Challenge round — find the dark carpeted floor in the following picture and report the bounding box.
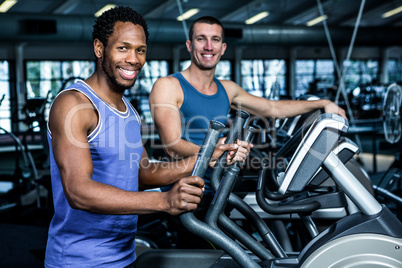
[0,205,52,268]
[0,223,48,268]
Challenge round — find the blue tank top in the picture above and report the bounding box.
[171,72,230,194]
[45,80,143,268]
[173,72,230,146]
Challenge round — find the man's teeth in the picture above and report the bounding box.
[203,55,213,58]
[119,68,135,75]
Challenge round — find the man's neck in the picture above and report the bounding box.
[183,65,217,94]
[85,73,126,111]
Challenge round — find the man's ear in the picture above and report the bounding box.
[186,40,192,53]
[221,42,227,56]
[94,39,104,59]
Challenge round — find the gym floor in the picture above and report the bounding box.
[0,140,398,267]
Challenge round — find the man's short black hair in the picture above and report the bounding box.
[188,16,224,42]
[92,6,149,48]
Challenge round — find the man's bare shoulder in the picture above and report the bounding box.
[152,75,181,90]
[157,75,178,82]
[219,79,245,101]
[49,90,96,132]
[220,79,241,89]
[150,75,183,104]
[51,90,92,111]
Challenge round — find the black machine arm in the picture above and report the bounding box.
[179,120,261,268]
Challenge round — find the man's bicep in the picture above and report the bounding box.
[149,78,180,115]
[149,82,181,142]
[152,104,182,147]
[49,95,94,194]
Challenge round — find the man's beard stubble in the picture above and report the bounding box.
[101,57,136,93]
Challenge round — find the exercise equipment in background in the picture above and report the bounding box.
[374,83,402,220]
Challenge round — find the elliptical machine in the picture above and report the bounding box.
[137,113,402,267]
[214,113,402,267]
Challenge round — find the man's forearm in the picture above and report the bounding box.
[270,99,333,119]
[139,154,197,189]
[163,138,201,159]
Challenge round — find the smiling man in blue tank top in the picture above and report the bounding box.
[44,7,244,268]
[149,16,347,195]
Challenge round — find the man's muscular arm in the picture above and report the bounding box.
[149,76,201,159]
[223,80,347,120]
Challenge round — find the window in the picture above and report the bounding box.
[180,60,232,80]
[125,60,169,124]
[241,59,286,99]
[26,61,95,99]
[25,60,95,131]
[342,59,378,91]
[0,61,10,132]
[386,59,402,84]
[295,59,335,98]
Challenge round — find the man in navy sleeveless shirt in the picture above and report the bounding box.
[44,8,243,268]
[149,16,347,193]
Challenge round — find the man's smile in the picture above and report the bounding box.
[118,67,137,79]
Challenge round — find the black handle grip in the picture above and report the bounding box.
[211,109,250,192]
[191,120,225,178]
[180,119,260,268]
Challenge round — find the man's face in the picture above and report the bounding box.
[100,21,147,92]
[187,22,227,71]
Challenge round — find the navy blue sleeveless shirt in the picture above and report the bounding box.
[173,72,230,146]
[172,72,230,193]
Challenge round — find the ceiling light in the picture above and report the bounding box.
[94,4,116,17]
[0,0,17,13]
[53,0,80,15]
[382,6,402,18]
[177,8,199,21]
[306,15,328,27]
[245,11,269,25]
